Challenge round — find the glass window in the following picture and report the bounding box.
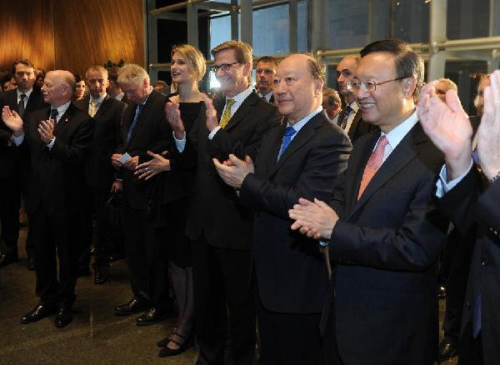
[447,0,490,39]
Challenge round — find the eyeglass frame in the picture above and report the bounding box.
[209,62,242,73]
[346,76,411,93]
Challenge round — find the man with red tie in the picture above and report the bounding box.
[289,39,449,364]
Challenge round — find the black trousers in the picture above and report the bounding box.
[458,321,484,365]
[121,204,168,309]
[256,293,323,365]
[0,174,21,258]
[79,186,113,267]
[442,227,475,341]
[192,236,255,365]
[322,303,345,365]
[31,207,79,308]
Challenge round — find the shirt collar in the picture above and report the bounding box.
[287,106,323,133]
[90,94,107,105]
[52,101,72,119]
[382,110,419,150]
[227,86,253,104]
[17,88,33,100]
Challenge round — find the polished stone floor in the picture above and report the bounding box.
[0,228,197,365]
[0,226,459,365]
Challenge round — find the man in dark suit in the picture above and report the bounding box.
[2,70,94,328]
[167,40,280,365]
[74,65,125,284]
[289,40,449,364]
[336,54,376,144]
[111,64,171,325]
[418,70,500,365]
[0,59,47,268]
[213,53,351,364]
[255,56,278,104]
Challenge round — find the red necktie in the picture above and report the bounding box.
[358,135,388,200]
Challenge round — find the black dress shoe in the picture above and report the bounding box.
[114,297,148,316]
[54,308,73,328]
[136,307,166,326]
[93,266,109,285]
[21,303,55,324]
[158,332,193,357]
[0,254,19,268]
[438,337,459,360]
[27,257,35,271]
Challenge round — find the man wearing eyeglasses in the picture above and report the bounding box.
[288,39,449,364]
[255,55,278,103]
[167,40,280,365]
[336,55,376,144]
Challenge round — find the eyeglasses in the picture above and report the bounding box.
[346,76,410,93]
[210,62,241,73]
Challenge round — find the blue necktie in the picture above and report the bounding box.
[472,293,481,338]
[127,105,143,143]
[278,126,296,160]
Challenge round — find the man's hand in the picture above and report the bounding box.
[213,154,254,188]
[38,119,55,143]
[289,198,338,240]
[124,156,139,171]
[477,70,500,181]
[111,153,123,169]
[111,180,123,193]
[1,106,24,136]
[164,101,185,139]
[203,94,219,132]
[135,151,170,180]
[418,81,472,180]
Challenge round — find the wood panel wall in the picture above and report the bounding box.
[0,0,144,77]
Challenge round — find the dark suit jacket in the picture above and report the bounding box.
[240,112,351,313]
[73,95,125,189]
[22,104,94,216]
[337,108,377,146]
[0,87,47,178]
[322,123,449,364]
[438,169,500,365]
[181,91,280,250]
[117,90,179,210]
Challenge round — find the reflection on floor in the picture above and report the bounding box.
[0,227,458,364]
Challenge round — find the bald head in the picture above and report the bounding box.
[273,54,324,124]
[42,70,76,107]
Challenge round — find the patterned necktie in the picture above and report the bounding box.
[277,126,297,160]
[89,99,99,118]
[18,94,26,116]
[219,98,236,129]
[50,108,59,123]
[340,105,353,129]
[358,135,388,200]
[127,104,143,143]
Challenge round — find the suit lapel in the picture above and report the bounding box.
[268,113,324,177]
[224,92,257,131]
[126,91,158,148]
[348,123,423,219]
[347,111,362,140]
[259,123,286,179]
[94,95,111,119]
[54,104,75,136]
